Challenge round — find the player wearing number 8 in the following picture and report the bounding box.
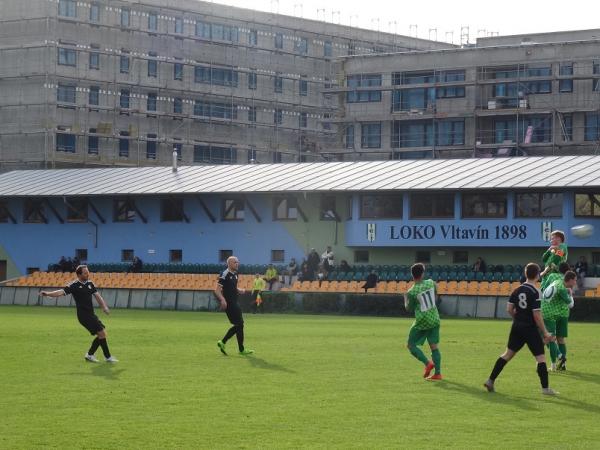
[483,263,558,395]
[405,263,442,381]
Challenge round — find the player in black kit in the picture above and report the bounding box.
[39,265,118,363]
[484,263,556,395]
[215,256,253,356]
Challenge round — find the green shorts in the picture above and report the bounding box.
[407,325,440,347]
[544,317,568,338]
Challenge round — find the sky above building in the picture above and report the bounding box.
[210,0,599,44]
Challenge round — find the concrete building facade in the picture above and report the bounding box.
[333,30,600,159]
[0,0,451,170]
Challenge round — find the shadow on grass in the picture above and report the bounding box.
[65,363,126,380]
[242,356,296,374]
[559,370,600,386]
[433,380,537,411]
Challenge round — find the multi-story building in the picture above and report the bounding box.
[332,30,600,159]
[0,0,451,170]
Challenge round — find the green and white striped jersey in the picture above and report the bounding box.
[405,279,440,330]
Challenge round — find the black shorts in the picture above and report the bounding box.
[225,302,244,326]
[77,312,105,335]
[507,323,544,356]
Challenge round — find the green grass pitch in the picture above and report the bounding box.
[1,306,600,449]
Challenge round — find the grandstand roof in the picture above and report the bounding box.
[1,155,600,197]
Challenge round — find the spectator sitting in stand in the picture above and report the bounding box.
[129,256,143,273]
[307,248,320,279]
[361,270,379,293]
[472,257,487,273]
[575,256,588,292]
[321,246,335,272]
[339,259,352,273]
[316,263,327,287]
[284,257,298,286]
[264,264,278,290]
[298,261,313,282]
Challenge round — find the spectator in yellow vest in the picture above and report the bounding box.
[252,274,266,314]
[264,264,278,290]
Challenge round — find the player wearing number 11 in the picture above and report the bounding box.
[405,263,442,381]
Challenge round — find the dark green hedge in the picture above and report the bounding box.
[570,297,600,322]
[344,294,409,317]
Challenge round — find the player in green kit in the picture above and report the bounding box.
[540,230,568,291]
[542,270,577,371]
[405,263,442,381]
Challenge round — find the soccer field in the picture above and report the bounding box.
[1,306,600,449]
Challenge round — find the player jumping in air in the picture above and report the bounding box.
[540,230,568,291]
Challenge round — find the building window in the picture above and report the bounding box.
[119,131,129,157]
[119,89,130,108]
[594,60,600,91]
[392,88,436,112]
[193,145,237,164]
[56,132,76,153]
[121,249,134,262]
[515,193,563,218]
[195,21,210,38]
[559,63,574,93]
[75,249,88,262]
[88,86,99,106]
[248,107,256,123]
[273,197,298,220]
[146,134,157,159]
[462,193,507,218]
[345,125,355,149]
[271,250,285,263]
[354,250,369,263]
[120,53,130,73]
[161,198,185,222]
[346,74,382,103]
[222,199,245,221]
[170,98,183,115]
[272,151,282,163]
[174,63,183,81]
[274,74,283,93]
[58,0,77,17]
[299,77,308,96]
[113,199,136,222]
[120,8,130,27]
[324,40,332,57]
[392,120,433,148]
[585,113,600,141]
[520,116,552,143]
[0,201,9,223]
[219,250,233,262]
[494,119,516,143]
[295,37,308,55]
[57,84,76,104]
[89,47,100,69]
[147,93,157,112]
[148,13,157,31]
[274,33,283,49]
[574,193,600,217]
[170,249,183,263]
[249,29,258,46]
[23,200,45,223]
[194,66,238,87]
[247,147,257,163]
[299,112,307,128]
[211,23,239,42]
[193,101,237,120]
[274,109,283,125]
[436,119,465,146]
[410,193,454,218]
[88,128,99,154]
[248,70,257,89]
[66,198,88,222]
[148,53,157,77]
[415,251,431,264]
[361,123,381,148]
[561,114,573,141]
[175,17,183,34]
[58,48,76,66]
[453,251,469,264]
[89,3,100,22]
[320,196,337,221]
[360,195,402,219]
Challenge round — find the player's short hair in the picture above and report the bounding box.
[524,262,540,280]
[558,262,571,274]
[75,265,88,275]
[551,230,566,242]
[564,270,577,282]
[411,263,425,279]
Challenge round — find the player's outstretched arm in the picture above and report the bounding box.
[93,292,110,314]
[38,289,65,298]
[533,310,554,344]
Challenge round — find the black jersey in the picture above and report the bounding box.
[508,282,541,327]
[63,280,97,314]
[218,269,239,304]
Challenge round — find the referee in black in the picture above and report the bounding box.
[484,263,556,395]
[215,256,254,356]
[39,265,118,363]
